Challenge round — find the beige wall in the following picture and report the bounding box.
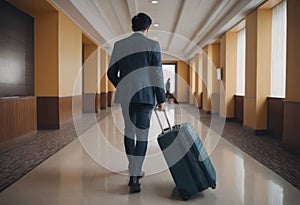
[256,9,272,129]
[202,47,208,111]
[190,69,195,104]
[100,48,108,93]
[202,46,213,112]
[34,11,59,96]
[244,9,272,130]
[177,61,190,103]
[286,0,300,102]
[282,0,300,151]
[198,53,203,94]
[83,45,99,93]
[58,12,82,97]
[34,9,83,97]
[194,54,203,106]
[220,35,226,117]
[220,32,238,118]
[82,34,99,94]
[244,10,257,128]
[211,43,220,114]
[13,1,84,98]
[194,57,199,103]
[188,56,197,105]
[107,55,115,92]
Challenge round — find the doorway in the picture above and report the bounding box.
[163,63,177,103]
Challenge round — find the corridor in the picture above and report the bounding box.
[0,105,299,204]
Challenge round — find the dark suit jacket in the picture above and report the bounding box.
[107,32,166,106]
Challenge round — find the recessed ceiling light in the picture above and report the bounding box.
[150,0,158,4]
[153,23,159,27]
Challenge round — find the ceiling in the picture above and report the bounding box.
[51,0,266,60]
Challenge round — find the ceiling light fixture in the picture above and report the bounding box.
[150,0,158,4]
[153,23,159,27]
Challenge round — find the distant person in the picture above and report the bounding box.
[165,78,171,95]
[107,13,166,193]
[165,78,178,104]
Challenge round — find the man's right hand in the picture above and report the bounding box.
[156,103,165,111]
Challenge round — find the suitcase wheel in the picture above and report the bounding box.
[178,189,191,201]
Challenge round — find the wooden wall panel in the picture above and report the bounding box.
[82,93,97,113]
[267,97,284,139]
[198,92,203,108]
[59,96,74,124]
[37,97,59,129]
[0,97,36,142]
[101,92,107,110]
[37,96,83,129]
[283,0,300,154]
[107,91,113,107]
[96,93,100,112]
[283,101,300,154]
[234,95,244,122]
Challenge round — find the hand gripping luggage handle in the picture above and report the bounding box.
[154,109,172,133]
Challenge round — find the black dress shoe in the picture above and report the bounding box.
[128,172,145,186]
[129,176,141,194]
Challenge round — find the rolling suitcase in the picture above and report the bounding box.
[155,110,216,201]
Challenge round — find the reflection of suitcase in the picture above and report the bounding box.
[155,110,216,201]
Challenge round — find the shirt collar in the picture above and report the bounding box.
[134,31,146,35]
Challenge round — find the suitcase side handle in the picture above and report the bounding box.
[154,109,172,133]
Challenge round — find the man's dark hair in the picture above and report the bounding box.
[132,13,152,32]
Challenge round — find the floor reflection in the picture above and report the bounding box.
[0,104,299,205]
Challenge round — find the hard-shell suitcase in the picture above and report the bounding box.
[155,110,216,201]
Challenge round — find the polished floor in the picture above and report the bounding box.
[0,104,299,204]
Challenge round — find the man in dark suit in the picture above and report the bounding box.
[107,13,166,193]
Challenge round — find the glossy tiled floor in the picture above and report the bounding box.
[0,104,299,205]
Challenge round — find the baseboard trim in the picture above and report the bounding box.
[243,125,268,136]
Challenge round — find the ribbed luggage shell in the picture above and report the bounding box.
[157,123,216,200]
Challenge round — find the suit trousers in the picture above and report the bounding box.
[121,103,153,176]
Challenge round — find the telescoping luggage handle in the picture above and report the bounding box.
[154,109,172,133]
